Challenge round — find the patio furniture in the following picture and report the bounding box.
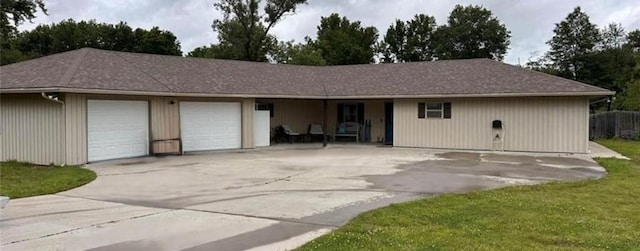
[335,122,360,142]
[279,125,301,143]
[308,124,326,142]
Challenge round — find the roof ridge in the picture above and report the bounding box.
[56,48,89,86]
[110,51,176,93]
[76,47,492,68]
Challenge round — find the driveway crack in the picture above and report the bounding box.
[2,210,173,246]
[223,169,313,190]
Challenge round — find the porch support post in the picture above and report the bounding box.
[323,99,328,147]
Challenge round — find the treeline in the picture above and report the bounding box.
[1,19,182,65]
[187,3,510,65]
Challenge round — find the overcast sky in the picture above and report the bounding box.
[19,0,640,65]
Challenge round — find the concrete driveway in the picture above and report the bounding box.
[1,145,605,251]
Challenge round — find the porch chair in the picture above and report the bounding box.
[308,124,325,142]
[281,125,301,143]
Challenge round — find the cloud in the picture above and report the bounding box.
[19,0,640,64]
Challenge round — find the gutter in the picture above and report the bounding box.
[0,88,615,100]
[589,96,613,104]
[41,92,65,105]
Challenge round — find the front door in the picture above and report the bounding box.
[385,102,393,145]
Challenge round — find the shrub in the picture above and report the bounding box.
[619,129,640,140]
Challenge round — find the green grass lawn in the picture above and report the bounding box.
[298,139,640,251]
[0,161,96,199]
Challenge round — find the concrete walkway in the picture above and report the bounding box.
[1,146,607,251]
[589,141,629,159]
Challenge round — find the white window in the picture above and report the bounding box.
[426,102,443,118]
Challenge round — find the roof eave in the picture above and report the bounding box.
[326,91,616,99]
[0,87,615,99]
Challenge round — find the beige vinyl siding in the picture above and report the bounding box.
[363,101,385,142]
[242,98,255,148]
[64,94,88,164]
[258,99,324,134]
[1,94,65,165]
[152,140,181,154]
[150,97,180,154]
[150,97,180,140]
[393,97,589,153]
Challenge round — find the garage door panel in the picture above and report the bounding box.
[88,100,149,162]
[180,102,242,152]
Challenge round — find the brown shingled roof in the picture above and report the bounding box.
[0,48,612,98]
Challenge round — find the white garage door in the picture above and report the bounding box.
[87,100,149,162]
[180,102,242,151]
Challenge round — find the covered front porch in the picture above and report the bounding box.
[255,99,393,145]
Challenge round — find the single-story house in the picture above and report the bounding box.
[0,48,613,165]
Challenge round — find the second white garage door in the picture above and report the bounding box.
[180,102,242,151]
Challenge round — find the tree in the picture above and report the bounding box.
[433,5,510,61]
[627,29,640,49]
[532,7,639,111]
[376,40,393,63]
[525,53,560,75]
[211,0,307,61]
[0,0,46,38]
[271,40,325,65]
[575,23,636,94]
[314,13,378,65]
[615,79,640,111]
[188,44,222,58]
[600,23,626,50]
[546,6,600,79]
[1,0,47,65]
[381,19,406,63]
[2,19,182,65]
[133,27,182,55]
[612,39,640,111]
[382,14,437,62]
[578,46,637,93]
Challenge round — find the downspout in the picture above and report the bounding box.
[41,92,65,105]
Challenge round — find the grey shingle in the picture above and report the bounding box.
[0,48,612,97]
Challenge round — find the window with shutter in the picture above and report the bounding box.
[418,102,451,119]
[338,103,364,123]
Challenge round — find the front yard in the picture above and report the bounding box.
[298,139,640,250]
[0,161,96,199]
